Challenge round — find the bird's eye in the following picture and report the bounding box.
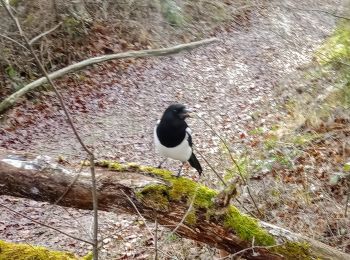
[173,109,177,112]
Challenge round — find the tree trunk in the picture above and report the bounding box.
[0,150,349,260]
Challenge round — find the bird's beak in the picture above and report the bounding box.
[182,108,193,118]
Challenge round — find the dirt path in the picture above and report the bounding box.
[0,1,343,258]
[1,3,339,169]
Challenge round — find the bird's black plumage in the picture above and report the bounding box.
[154,104,202,176]
[188,153,202,175]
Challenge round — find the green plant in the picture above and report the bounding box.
[161,0,185,26]
[5,65,18,79]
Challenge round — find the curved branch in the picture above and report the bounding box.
[0,37,218,114]
[29,22,63,45]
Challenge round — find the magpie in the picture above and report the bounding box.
[154,104,202,177]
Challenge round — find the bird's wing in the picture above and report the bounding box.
[186,127,193,147]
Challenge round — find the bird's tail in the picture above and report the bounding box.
[188,153,202,176]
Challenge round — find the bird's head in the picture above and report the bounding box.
[163,104,191,121]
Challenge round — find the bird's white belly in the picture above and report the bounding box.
[154,130,192,162]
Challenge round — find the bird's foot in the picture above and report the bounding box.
[176,164,184,177]
[157,159,167,169]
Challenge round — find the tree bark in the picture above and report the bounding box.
[0,150,349,260]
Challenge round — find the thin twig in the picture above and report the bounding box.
[194,145,255,216]
[231,243,282,257]
[0,203,93,245]
[43,158,86,223]
[154,217,158,260]
[0,33,29,50]
[29,22,63,45]
[89,153,99,259]
[42,159,92,239]
[121,190,154,237]
[161,180,201,245]
[195,114,262,217]
[345,183,350,217]
[193,145,227,186]
[2,1,99,258]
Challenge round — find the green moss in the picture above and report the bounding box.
[9,0,21,6]
[161,0,185,26]
[140,166,217,209]
[272,242,313,260]
[292,133,320,146]
[126,162,140,170]
[96,160,128,171]
[0,240,83,260]
[100,161,276,246]
[311,20,350,109]
[249,127,264,135]
[264,134,278,150]
[185,210,197,225]
[317,21,350,65]
[139,168,274,245]
[62,17,83,38]
[224,206,275,246]
[139,166,173,179]
[139,164,217,208]
[136,184,170,211]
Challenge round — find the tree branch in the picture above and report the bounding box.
[28,22,63,45]
[1,1,99,258]
[0,37,217,114]
[0,33,29,50]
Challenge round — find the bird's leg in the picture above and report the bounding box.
[177,162,185,177]
[157,158,167,168]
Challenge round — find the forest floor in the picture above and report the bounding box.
[1,0,349,259]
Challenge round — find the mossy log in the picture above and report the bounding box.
[0,150,349,260]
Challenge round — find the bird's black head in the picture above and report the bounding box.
[162,104,191,121]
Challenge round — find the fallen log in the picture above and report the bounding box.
[0,151,349,260]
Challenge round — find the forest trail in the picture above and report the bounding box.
[1,2,339,171]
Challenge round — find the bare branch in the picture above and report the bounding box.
[195,114,262,217]
[154,217,158,260]
[121,190,154,238]
[29,22,63,45]
[0,33,29,50]
[161,182,200,245]
[228,243,282,259]
[1,1,99,258]
[193,145,227,186]
[0,37,218,114]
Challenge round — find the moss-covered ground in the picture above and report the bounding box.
[0,240,91,260]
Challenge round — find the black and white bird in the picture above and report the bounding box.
[154,104,202,177]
